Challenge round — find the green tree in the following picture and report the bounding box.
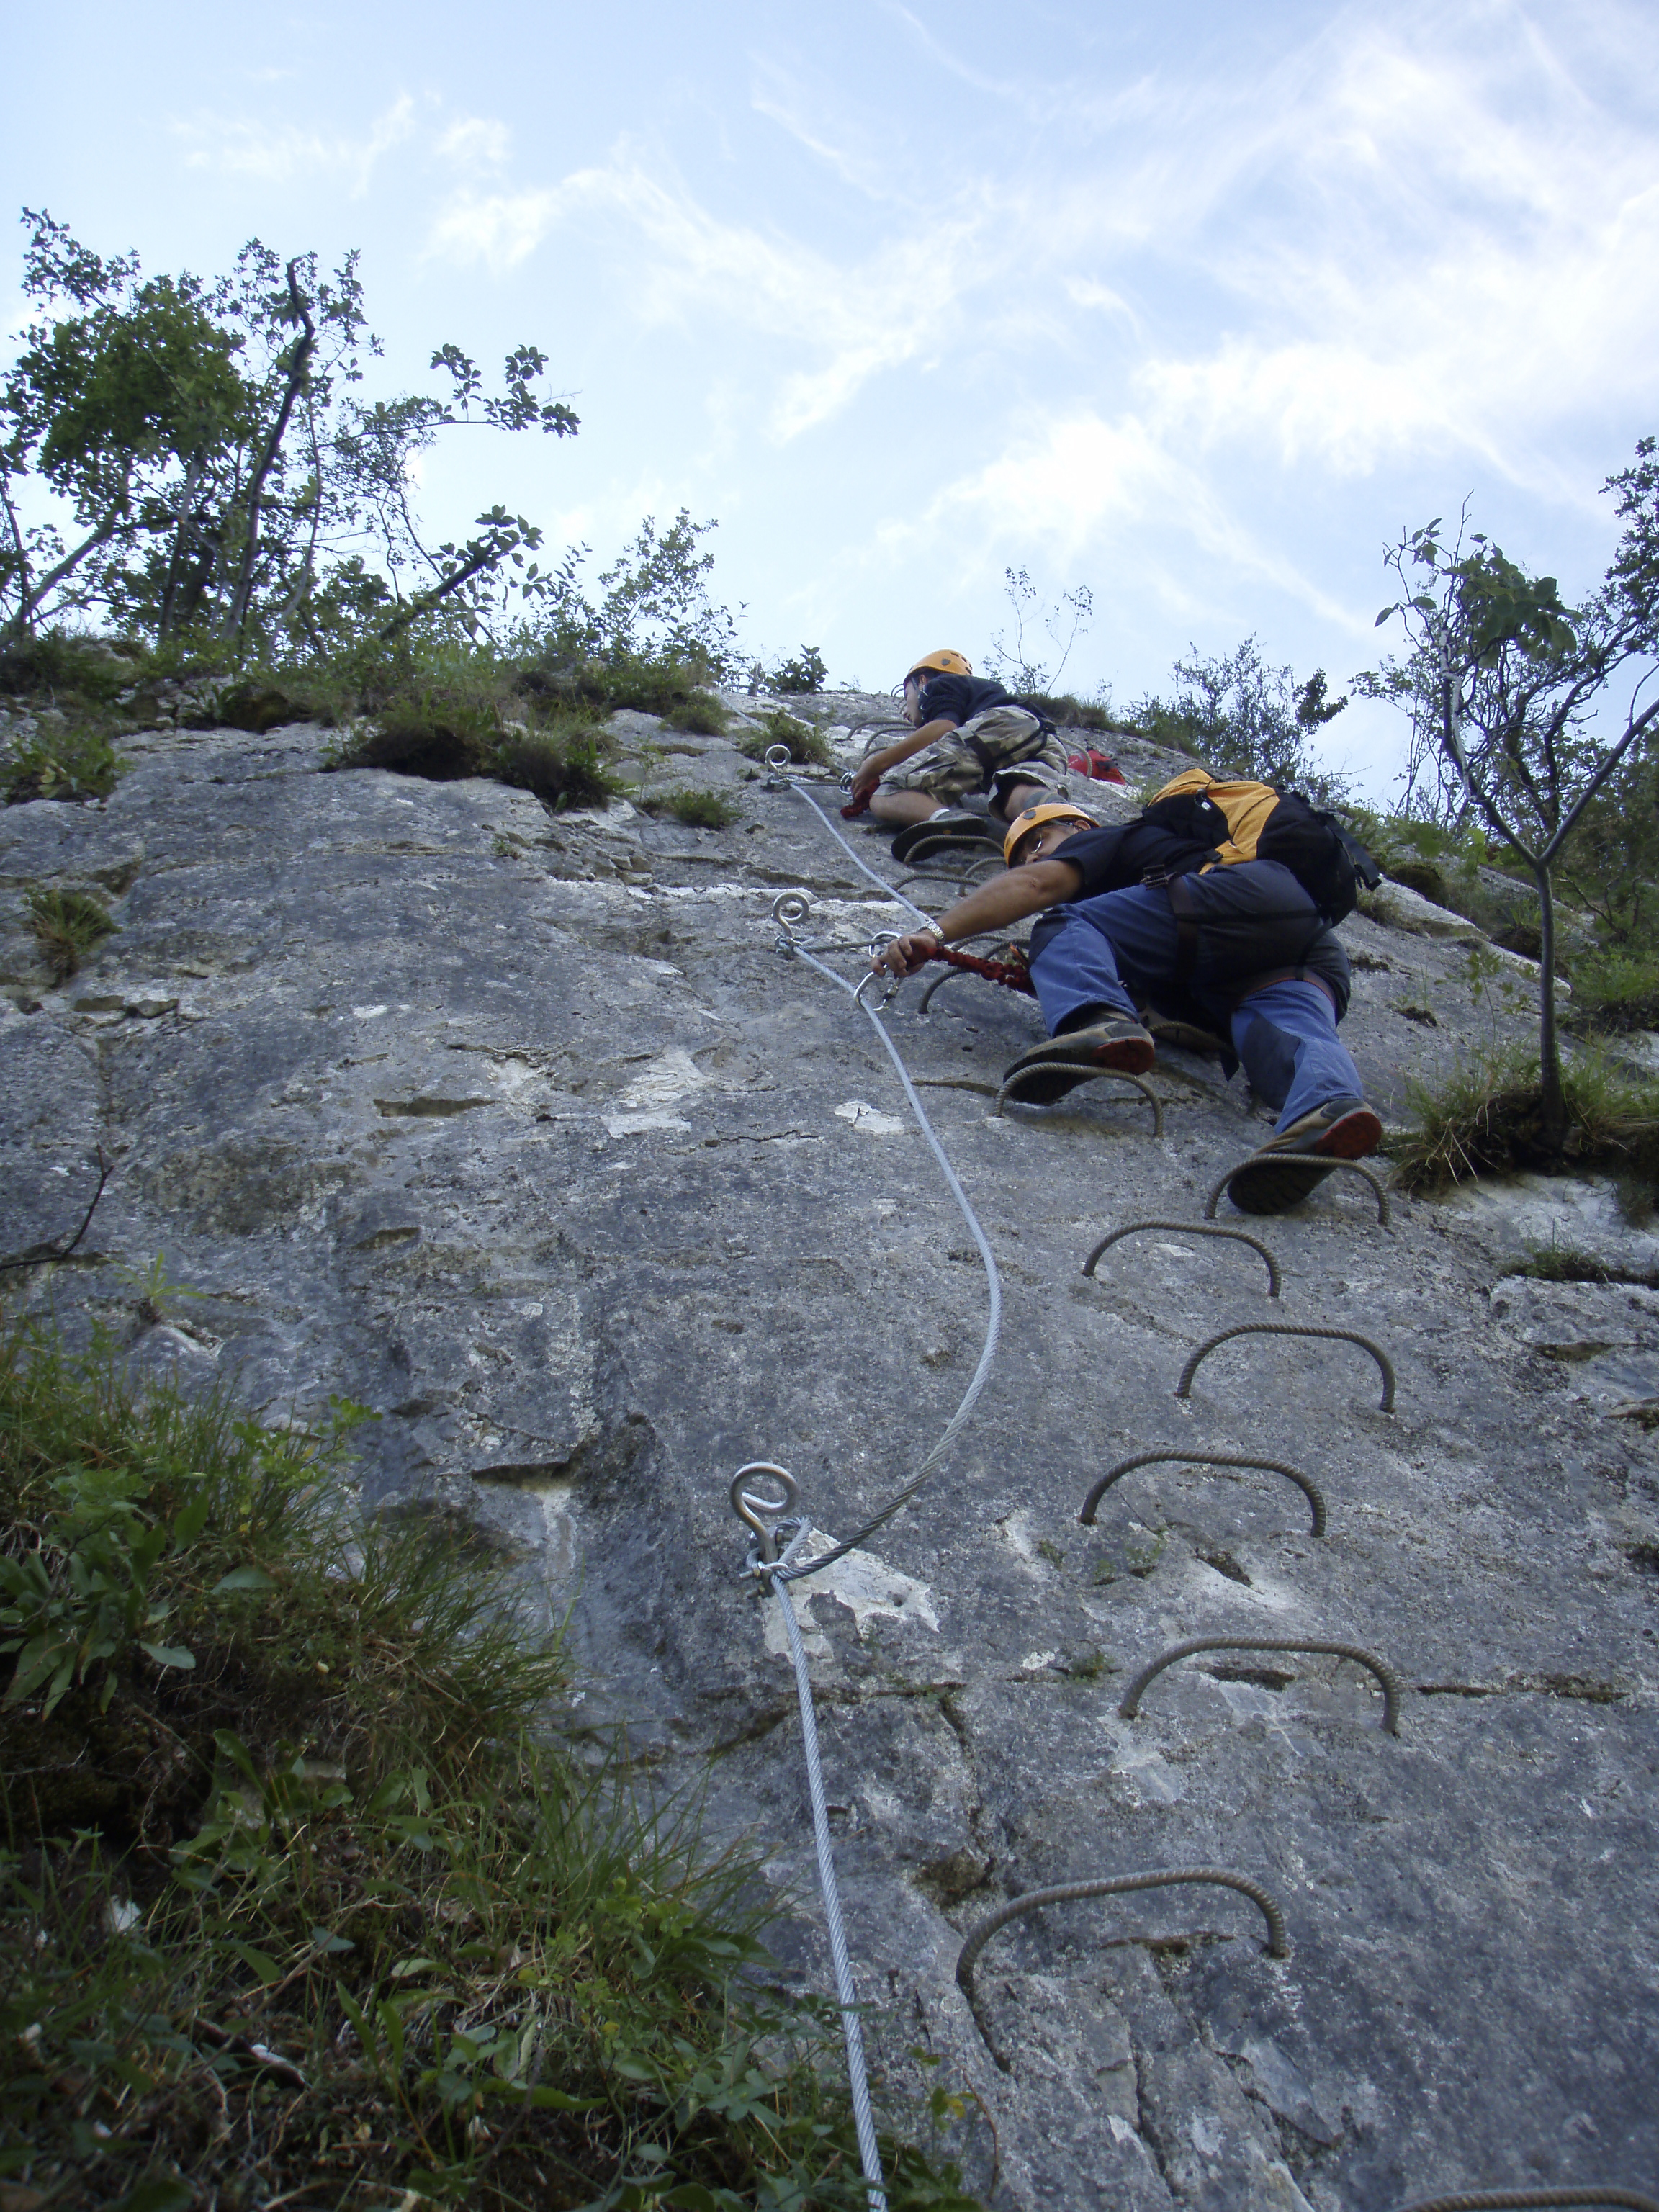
[1132,635,1349,801]
[1,210,577,655]
[1362,441,1659,1147]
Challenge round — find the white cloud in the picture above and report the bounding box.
[427,188,560,273]
[437,117,513,168]
[928,411,1367,634]
[428,146,991,433]
[174,92,418,195]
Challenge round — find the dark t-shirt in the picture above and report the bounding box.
[1047,819,1218,901]
[917,673,1020,728]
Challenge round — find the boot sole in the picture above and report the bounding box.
[1003,1034,1156,1105]
[1226,1107,1383,1214]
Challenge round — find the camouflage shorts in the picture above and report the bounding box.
[873,706,1071,814]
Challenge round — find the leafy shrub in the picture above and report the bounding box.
[0,632,141,704]
[1127,637,1349,801]
[0,1330,982,2211]
[1014,693,1121,734]
[1,716,124,804]
[738,709,834,768]
[24,884,117,980]
[1568,948,1659,1034]
[768,645,829,693]
[491,717,622,809]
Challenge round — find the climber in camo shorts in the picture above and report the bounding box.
[847,649,1073,838]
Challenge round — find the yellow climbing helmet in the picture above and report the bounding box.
[1002,801,1095,865]
[904,649,973,686]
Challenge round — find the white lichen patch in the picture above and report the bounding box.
[762,1529,940,1660]
[606,1046,707,1136]
[834,1099,908,1136]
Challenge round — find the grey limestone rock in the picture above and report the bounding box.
[1,698,1656,2209]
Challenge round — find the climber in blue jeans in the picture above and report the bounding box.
[869,789,1382,1214]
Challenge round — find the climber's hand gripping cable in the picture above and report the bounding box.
[869,853,1083,978]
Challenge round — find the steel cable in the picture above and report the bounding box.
[773,1552,889,2211]
[773,932,1002,1582]
[757,765,1004,1586]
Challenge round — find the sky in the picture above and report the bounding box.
[6,0,1659,795]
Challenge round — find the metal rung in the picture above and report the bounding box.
[1177,1323,1395,1412]
[1079,1451,1325,1536]
[995,1064,1164,1136]
[1118,1635,1403,1733]
[1082,1220,1281,1298]
[956,1868,1289,2008]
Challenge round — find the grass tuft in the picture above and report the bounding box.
[0,1329,982,2211]
[662,692,728,737]
[737,710,835,768]
[1394,1040,1659,1192]
[645,788,742,830]
[1516,1233,1659,1288]
[1568,948,1659,1035]
[2,719,125,804]
[24,885,118,981]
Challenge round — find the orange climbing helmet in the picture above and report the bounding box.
[1002,801,1095,865]
[904,649,973,687]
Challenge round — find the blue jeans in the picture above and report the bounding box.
[1026,879,1364,1134]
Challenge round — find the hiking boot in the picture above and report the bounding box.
[1001,1019,1156,1105]
[890,814,996,862]
[1226,1098,1383,1215]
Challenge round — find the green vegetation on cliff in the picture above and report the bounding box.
[0,1329,979,2211]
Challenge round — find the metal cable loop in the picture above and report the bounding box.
[1118,1636,1403,1734]
[755,817,1004,1588]
[994,1064,1165,1135]
[1177,1322,1396,1412]
[1205,1153,1393,1225]
[774,774,935,927]
[1079,1452,1326,1536]
[1390,2192,1659,2212]
[1082,1220,1281,1298]
[956,1869,1289,2003]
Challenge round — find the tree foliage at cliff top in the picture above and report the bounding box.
[0,209,576,656]
[1360,438,1659,1148]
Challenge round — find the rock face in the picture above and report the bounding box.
[3,701,1658,2211]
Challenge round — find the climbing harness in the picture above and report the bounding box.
[1082,1220,1282,1298]
[1177,1322,1397,1413]
[1079,1451,1326,1537]
[1118,1636,1403,1735]
[1205,1150,1393,1225]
